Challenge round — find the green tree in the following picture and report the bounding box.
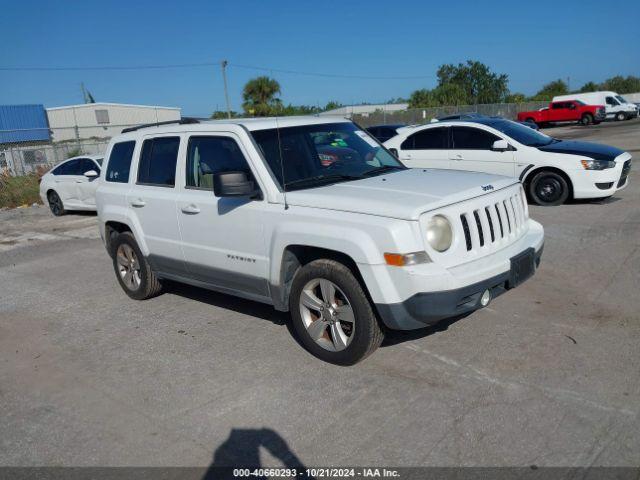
[323,101,343,111]
[242,76,282,116]
[578,81,600,93]
[530,79,569,101]
[210,110,239,119]
[600,75,640,94]
[505,92,526,103]
[436,60,509,104]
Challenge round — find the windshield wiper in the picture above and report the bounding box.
[284,173,362,190]
[361,165,405,177]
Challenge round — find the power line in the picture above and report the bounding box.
[229,63,435,80]
[0,62,218,71]
[0,60,435,80]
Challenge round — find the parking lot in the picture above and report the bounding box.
[1,120,639,468]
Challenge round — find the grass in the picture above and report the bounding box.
[0,172,43,209]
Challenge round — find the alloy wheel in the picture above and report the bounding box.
[299,278,355,352]
[116,244,141,291]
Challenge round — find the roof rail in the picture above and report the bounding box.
[121,118,200,134]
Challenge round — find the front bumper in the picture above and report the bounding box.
[570,154,632,198]
[376,246,543,330]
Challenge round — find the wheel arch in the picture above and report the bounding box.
[522,166,574,201]
[104,220,133,257]
[273,245,371,312]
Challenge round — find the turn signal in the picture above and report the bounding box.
[384,251,430,267]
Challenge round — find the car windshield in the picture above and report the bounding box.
[95,158,103,166]
[574,99,586,105]
[615,95,628,104]
[487,120,555,147]
[251,122,405,191]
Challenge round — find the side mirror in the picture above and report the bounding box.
[84,170,99,178]
[491,139,509,152]
[213,171,257,197]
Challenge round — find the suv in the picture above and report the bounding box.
[96,117,544,365]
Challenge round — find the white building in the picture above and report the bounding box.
[46,102,181,142]
[320,103,409,117]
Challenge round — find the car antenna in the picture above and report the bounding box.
[275,115,289,210]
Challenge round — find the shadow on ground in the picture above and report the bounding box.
[202,428,314,480]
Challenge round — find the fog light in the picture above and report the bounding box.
[480,289,491,307]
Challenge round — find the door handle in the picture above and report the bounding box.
[130,199,146,208]
[181,204,201,215]
[76,179,85,183]
[453,154,463,160]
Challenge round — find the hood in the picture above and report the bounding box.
[284,169,517,220]
[537,140,625,161]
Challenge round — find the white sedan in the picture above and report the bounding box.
[383,118,632,206]
[40,155,103,215]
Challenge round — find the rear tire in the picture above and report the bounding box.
[111,232,162,300]
[529,171,570,206]
[580,113,593,126]
[47,191,65,216]
[289,259,384,365]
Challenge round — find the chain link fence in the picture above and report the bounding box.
[351,101,549,127]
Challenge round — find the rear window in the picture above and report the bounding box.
[137,137,180,187]
[106,141,136,183]
[401,128,448,150]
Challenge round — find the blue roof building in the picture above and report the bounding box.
[0,104,51,144]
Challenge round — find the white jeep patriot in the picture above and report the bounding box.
[96,116,544,365]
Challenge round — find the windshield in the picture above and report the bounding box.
[95,158,103,166]
[251,122,405,191]
[615,95,628,104]
[488,120,555,147]
[574,99,586,106]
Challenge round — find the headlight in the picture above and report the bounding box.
[581,159,615,170]
[426,215,453,252]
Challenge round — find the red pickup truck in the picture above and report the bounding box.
[517,100,606,127]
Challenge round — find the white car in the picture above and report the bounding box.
[384,118,632,206]
[96,117,543,364]
[39,155,103,216]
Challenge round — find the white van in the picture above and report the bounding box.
[553,91,637,121]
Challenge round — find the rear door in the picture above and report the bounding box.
[397,127,450,169]
[126,134,187,276]
[449,126,514,177]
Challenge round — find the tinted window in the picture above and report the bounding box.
[551,102,566,109]
[79,158,100,174]
[606,96,618,106]
[401,128,448,150]
[452,127,499,150]
[186,136,251,189]
[60,159,83,175]
[137,137,180,187]
[52,161,74,175]
[106,141,135,183]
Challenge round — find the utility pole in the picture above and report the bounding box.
[221,60,231,119]
[567,76,571,92]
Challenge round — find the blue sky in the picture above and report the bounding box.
[1,0,638,116]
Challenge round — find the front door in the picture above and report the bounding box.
[54,158,83,206]
[397,126,450,170]
[449,126,515,177]
[176,133,269,299]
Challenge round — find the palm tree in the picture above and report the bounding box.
[242,76,282,116]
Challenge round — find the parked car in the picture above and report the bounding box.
[517,100,606,127]
[433,113,539,130]
[384,118,632,206]
[365,124,406,143]
[96,117,544,364]
[553,91,638,121]
[39,155,103,216]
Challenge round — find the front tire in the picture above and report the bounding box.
[47,191,65,216]
[616,112,626,121]
[289,259,384,365]
[111,232,162,300]
[529,171,570,206]
[580,113,593,126]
